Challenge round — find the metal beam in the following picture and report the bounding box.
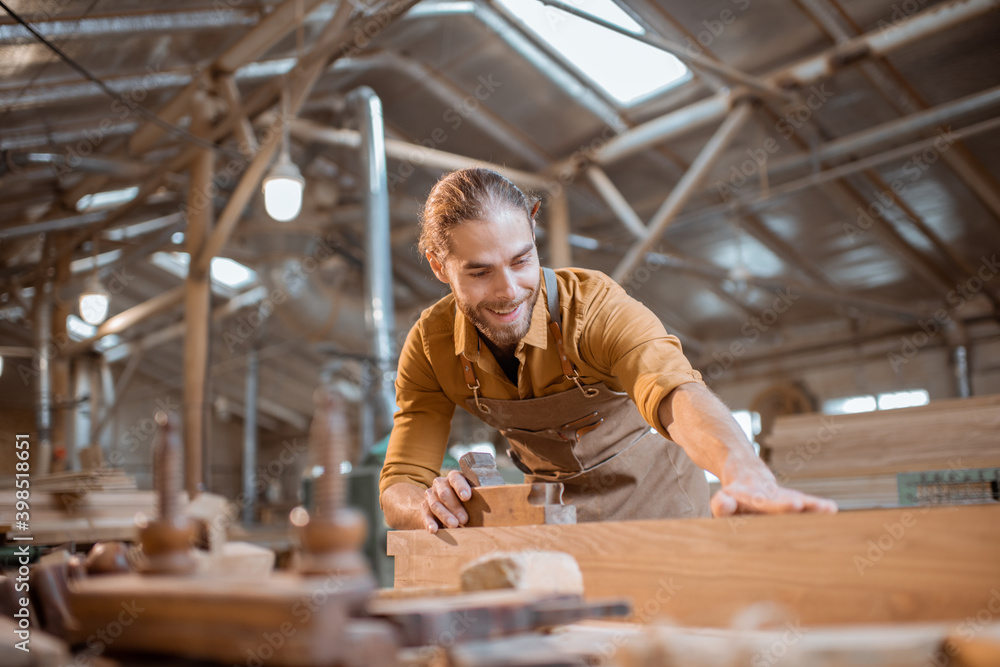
[612,103,754,283]
[584,166,648,239]
[591,0,999,166]
[766,84,1000,179]
[290,118,549,189]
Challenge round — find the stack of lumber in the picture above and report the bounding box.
[762,394,1000,509]
[388,505,1000,628]
[0,470,157,545]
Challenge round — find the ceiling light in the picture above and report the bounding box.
[78,275,110,325]
[263,153,305,222]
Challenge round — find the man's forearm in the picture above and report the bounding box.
[656,382,771,485]
[381,482,428,530]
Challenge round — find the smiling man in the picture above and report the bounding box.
[379,168,836,532]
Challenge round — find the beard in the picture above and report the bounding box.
[460,277,540,351]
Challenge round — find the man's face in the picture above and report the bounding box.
[427,207,540,352]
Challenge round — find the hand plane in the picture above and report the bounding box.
[458,452,576,527]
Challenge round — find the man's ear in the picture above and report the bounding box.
[426,252,450,284]
[530,200,541,221]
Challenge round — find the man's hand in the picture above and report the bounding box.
[711,469,838,517]
[422,470,473,533]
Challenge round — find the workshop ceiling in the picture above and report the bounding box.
[1,0,999,427]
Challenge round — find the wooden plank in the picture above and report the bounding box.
[764,395,1000,479]
[67,573,373,665]
[783,474,901,510]
[388,505,1000,628]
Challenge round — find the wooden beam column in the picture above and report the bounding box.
[183,95,215,497]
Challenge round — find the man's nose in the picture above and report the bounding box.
[494,269,518,300]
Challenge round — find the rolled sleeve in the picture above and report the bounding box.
[580,281,704,440]
[379,323,456,501]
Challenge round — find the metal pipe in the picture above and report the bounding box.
[350,86,397,446]
[34,278,53,474]
[954,345,971,398]
[242,348,259,525]
[612,103,754,284]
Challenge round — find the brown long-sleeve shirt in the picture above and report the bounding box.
[379,267,704,498]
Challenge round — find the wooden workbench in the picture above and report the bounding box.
[388,505,1000,627]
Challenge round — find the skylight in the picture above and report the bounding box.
[151,252,258,290]
[495,0,690,105]
[75,186,140,212]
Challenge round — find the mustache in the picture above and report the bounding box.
[481,289,533,312]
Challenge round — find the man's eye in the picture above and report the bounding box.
[471,271,488,278]
[514,257,531,266]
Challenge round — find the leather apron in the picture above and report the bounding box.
[460,268,711,522]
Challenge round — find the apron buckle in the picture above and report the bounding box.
[568,371,600,398]
[466,378,491,414]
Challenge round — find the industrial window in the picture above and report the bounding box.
[823,389,929,415]
[495,0,690,105]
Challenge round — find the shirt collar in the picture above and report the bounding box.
[453,268,551,359]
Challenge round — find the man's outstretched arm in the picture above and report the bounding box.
[658,382,837,516]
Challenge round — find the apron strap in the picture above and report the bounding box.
[543,268,599,399]
[543,267,560,328]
